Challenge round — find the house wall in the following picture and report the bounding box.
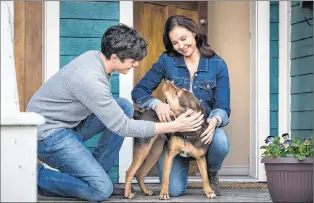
[290,2,313,138]
[270,1,279,137]
[59,1,120,183]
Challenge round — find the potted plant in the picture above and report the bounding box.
[260,133,313,203]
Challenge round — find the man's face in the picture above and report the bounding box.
[114,57,139,74]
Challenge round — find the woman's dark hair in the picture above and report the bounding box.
[163,15,216,58]
[101,23,148,62]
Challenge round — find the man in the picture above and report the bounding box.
[27,24,204,201]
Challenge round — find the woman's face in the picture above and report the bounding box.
[169,26,197,57]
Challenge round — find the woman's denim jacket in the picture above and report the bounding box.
[131,53,231,127]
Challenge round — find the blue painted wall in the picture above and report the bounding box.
[290,1,313,138]
[60,1,120,183]
[270,1,279,136]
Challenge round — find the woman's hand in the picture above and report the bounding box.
[200,118,218,144]
[155,102,175,122]
[173,108,204,132]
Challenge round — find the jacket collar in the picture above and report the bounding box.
[174,55,208,72]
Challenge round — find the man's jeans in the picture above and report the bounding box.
[37,98,134,201]
[157,128,229,197]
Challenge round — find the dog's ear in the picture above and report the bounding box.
[133,110,143,120]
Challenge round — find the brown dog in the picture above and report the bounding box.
[124,80,216,200]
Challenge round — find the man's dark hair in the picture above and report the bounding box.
[101,24,148,62]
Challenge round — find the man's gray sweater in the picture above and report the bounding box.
[27,50,155,140]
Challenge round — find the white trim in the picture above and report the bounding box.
[278,1,291,138]
[249,1,269,182]
[118,1,134,183]
[44,1,60,82]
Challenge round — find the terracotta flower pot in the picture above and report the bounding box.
[262,157,313,203]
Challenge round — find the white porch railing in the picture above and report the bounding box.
[1,1,44,202]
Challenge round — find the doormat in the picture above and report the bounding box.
[187,181,268,189]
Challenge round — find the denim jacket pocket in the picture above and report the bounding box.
[196,80,216,103]
[166,77,184,88]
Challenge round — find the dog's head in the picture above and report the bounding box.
[162,80,206,117]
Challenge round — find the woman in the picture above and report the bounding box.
[131,15,231,197]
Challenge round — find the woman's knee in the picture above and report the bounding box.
[116,98,134,118]
[212,128,229,155]
[169,184,186,197]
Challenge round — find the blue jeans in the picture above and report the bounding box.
[37,98,134,201]
[157,128,229,197]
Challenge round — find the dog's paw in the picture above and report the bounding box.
[124,191,136,199]
[144,189,155,196]
[205,191,217,199]
[159,190,170,200]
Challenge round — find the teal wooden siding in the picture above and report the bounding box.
[60,1,120,183]
[270,1,279,136]
[290,2,313,138]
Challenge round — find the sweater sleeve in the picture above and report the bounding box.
[70,72,155,138]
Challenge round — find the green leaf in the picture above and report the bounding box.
[286,154,294,157]
[297,155,306,161]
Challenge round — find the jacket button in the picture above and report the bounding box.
[194,86,197,89]
[207,85,210,88]
[199,99,202,102]
[195,73,198,77]
[171,80,174,83]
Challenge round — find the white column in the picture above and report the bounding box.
[118,1,134,183]
[44,1,60,82]
[278,1,291,137]
[249,1,269,182]
[1,1,20,114]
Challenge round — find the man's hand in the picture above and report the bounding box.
[155,102,175,122]
[174,108,204,132]
[200,118,218,144]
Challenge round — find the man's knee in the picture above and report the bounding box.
[116,98,134,118]
[88,179,113,201]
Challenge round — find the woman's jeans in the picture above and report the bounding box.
[37,98,134,201]
[157,128,229,197]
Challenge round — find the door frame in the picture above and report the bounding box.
[43,1,291,182]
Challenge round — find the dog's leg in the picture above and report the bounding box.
[124,135,158,199]
[136,136,167,196]
[196,156,216,199]
[159,148,179,200]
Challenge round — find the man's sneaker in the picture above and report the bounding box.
[208,171,221,196]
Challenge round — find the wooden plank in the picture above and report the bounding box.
[291,1,300,7]
[270,40,279,58]
[14,1,26,112]
[291,20,313,41]
[151,1,198,10]
[270,94,278,110]
[270,23,279,40]
[270,1,279,5]
[270,128,278,137]
[60,55,78,68]
[291,56,313,76]
[176,8,199,26]
[291,111,313,129]
[291,130,313,138]
[270,5,279,23]
[270,75,278,93]
[291,74,313,94]
[60,37,101,56]
[291,5,313,24]
[290,37,313,59]
[291,92,314,111]
[60,1,119,20]
[25,2,43,108]
[270,111,278,128]
[270,58,279,76]
[60,19,118,37]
